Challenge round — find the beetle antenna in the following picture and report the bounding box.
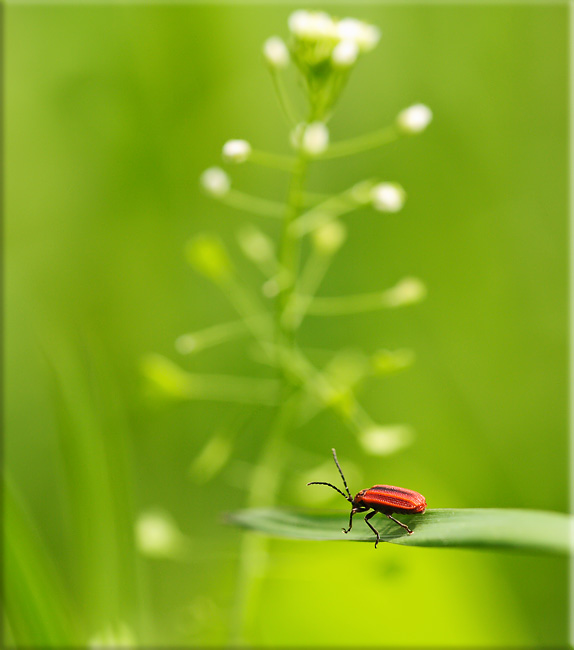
[306,482,352,503]
[331,448,353,501]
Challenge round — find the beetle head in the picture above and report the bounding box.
[352,489,367,507]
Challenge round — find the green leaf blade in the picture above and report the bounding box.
[228,508,572,556]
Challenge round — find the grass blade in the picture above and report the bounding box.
[43,335,141,638]
[4,479,78,645]
[228,507,572,556]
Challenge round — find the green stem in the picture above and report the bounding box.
[282,249,334,331]
[302,190,333,205]
[269,68,300,127]
[219,189,285,219]
[306,291,394,315]
[249,149,296,172]
[229,393,301,645]
[181,373,281,405]
[318,124,400,160]
[230,149,310,646]
[276,154,309,350]
[306,278,427,315]
[175,318,253,355]
[289,179,376,238]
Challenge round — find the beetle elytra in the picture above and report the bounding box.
[307,448,426,548]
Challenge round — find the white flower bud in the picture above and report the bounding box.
[371,183,406,212]
[136,511,186,558]
[360,24,381,51]
[336,18,380,52]
[200,167,230,197]
[288,10,311,35]
[289,10,334,39]
[384,277,427,307]
[331,39,359,68]
[335,18,364,42]
[360,425,413,456]
[397,103,433,134]
[222,139,252,164]
[312,221,347,254]
[237,225,275,263]
[186,234,233,282]
[263,36,290,68]
[301,121,329,156]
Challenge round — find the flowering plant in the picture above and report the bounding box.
[144,10,432,641]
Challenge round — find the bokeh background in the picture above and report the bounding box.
[5,3,568,647]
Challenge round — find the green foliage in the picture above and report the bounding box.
[5,4,568,648]
[5,481,78,645]
[229,507,572,556]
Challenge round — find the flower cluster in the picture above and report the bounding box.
[288,11,380,61]
[155,10,434,504]
[264,11,381,121]
[141,13,436,638]
[290,121,330,156]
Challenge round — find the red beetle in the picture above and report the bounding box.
[307,448,426,548]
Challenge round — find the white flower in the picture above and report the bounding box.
[331,39,359,68]
[336,18,381,52]
[136,511,186,558]
[222,139,252,164]
[359,425,413,456]
[263,36,290,68]
[371,183,406,212]
[312,221,347,254]
[383,277,427,307]
[200,167,230,197]
[288,10,311,35]
[397,104,433,134]
[237,225,275,263]
[335,18,364,41]
[293,121,329,156]
[359,24,381,52]
[289,10,334,40]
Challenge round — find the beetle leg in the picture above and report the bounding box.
[364,511,380,548]
[343,507,367,534]
[386,513,413,535]
[343,509,354,534]
[343,508,357,533]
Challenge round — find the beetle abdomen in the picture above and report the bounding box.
[356,485,426,513]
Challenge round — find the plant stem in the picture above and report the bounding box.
[317,124,400,160]
[269,68,300,128]
[276,153,309,352]
[175,318,253,355]
[230,149,309,645]
[288,180,375,238]
[219,189,285,219]
[249,149,297,172]
[229,393,300,645]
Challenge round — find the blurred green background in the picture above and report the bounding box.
[5,3,568,647]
